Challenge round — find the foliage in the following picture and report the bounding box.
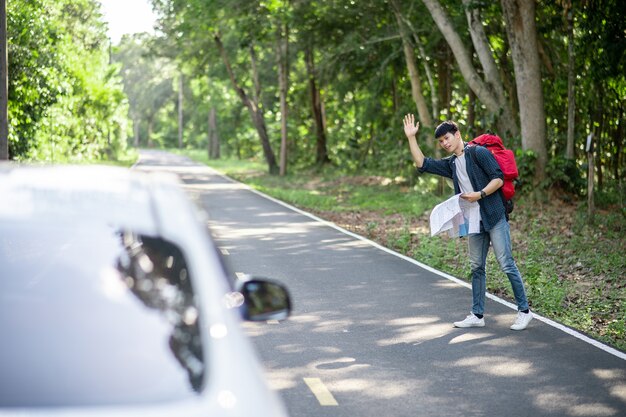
[135,0,624,194]
[7,0,130,162]
[8,0,623,188]
[543,155,585,195]
[539,0,625,191]
[114,34,176,148]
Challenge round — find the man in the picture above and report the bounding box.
[403,114,532,330]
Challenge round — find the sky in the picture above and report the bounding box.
[98,0,157,44]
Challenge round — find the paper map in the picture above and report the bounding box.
[429,194,480,237]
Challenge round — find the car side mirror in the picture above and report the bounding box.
[237,278,292,322]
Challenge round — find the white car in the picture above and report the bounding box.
[0,165,291,416]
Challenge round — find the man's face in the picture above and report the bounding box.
[437,131,461,154]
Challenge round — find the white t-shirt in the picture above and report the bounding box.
[455,152,482,229]
[455,152,474,193]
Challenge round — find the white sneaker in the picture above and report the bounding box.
[454,313,485,328]
[510,311,533,330]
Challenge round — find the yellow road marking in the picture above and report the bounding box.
[303,378,338,406]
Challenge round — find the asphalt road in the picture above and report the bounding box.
[137,150,626,417]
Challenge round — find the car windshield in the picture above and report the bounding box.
[0,220,206,407]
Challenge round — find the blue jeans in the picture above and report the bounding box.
[468,218,529,315]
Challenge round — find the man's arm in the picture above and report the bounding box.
[404,114,453,178]
[460,178,503,203]
[403,114,425,168]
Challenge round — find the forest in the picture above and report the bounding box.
[0,0,623,198]
[0,0,624,348]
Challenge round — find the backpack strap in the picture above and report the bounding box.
[467,145,485,176]
[467,146,510,219]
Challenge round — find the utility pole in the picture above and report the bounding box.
[0,0,8,160]
[586,133,595,223]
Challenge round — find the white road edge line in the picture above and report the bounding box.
[202,165,626,362]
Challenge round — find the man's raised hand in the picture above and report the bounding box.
[403,114,420,139]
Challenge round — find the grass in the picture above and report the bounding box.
[180,152,626,353]
[170,148,266,174]
[102,148,140,167]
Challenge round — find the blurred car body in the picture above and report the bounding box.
[0,165,290,416]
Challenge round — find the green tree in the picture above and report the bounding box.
[152,0,281,174]
[8,0,129,161]
[123,0,623,195]
[115,33,176,148]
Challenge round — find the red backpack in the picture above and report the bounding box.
[467,134,518,212]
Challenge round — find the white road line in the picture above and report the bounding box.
[303,378,338,406]
[235,272,246,280]
[204,166,626,362]
[220,248,230,255]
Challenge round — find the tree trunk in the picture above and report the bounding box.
[468,88,476,137]
[208,107,219,159]
[565,3,575,160]
[436,40,452,120]
[207,111,211,159]
[133,117,140,147]
[214,33,278,174]
[420,0,519,138]
[586,132,595,223]
[0,0,7,160]
[305,45,330,165]
[413,34,438,121]
[391,73,399,113]
[252,107,278,175]
[596,94,604,191]
[147,117,154,148]
[178,73,183,149]
[390,0,437,148]
[277,21,289,176]
[462,0,518,138]
[359,123,375,169]
[587,149,594,223]
[501,0,547,181]
[390,0,432,129]
[249,43,279,175]
[614,107,623,183]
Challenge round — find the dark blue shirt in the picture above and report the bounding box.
[418,144,505,231]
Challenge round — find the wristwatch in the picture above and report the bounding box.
[480,190,486,199]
